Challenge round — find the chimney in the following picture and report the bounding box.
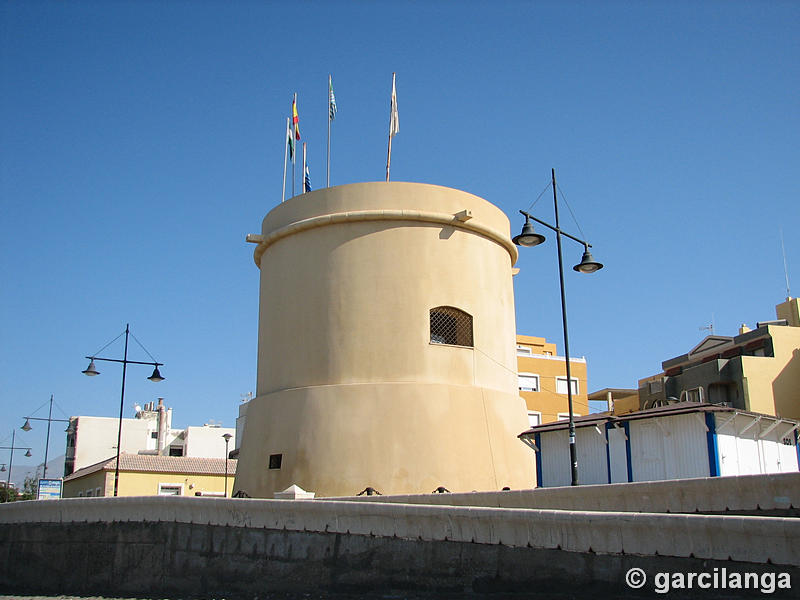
[739,323,751,335]
[157,398,167,454]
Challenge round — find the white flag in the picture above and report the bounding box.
[389,72,399,137]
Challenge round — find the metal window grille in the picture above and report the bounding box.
[430,307,473,347]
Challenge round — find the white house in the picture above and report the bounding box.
[519,402,799,488]
[65,398,235,477]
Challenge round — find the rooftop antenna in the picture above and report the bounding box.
[699,313,715,335]
[781,228,791,300]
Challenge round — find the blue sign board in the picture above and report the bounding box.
[37,478,62,500]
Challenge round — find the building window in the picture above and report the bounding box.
[648,380,663,394]
[95,487,101,497]
[516,345,533,356]
[557,412,582,420]
[169,446,184,457]
[158,484,183,496]
[85,489,93,497]
[430,307,473,347]
[556,377,579,395]
[151,432,158,439]
[681,387,704,403]
[518,373,540,392]
[269,453,283,470]
[527,411,541,427]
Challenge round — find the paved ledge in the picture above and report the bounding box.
[331,472,800,514]
[1,495,798,566]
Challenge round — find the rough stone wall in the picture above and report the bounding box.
[2,521,798,599]
[1,494,799,598]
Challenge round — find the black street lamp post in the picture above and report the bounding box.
[1,430,33,501]
[21,394,70,479]
[82,324,165,497]
[513,168,603,486]
[222,433,232,497]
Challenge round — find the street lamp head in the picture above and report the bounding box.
[0,464,5,472]
[21,419,32,432]
[573,248,604,273]
[222,433,232,442]
[512,217,546,248]
[147,366,165,382]
[82,359,100,376]
[24,449,32,458]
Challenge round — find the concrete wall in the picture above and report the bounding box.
[237,182,534,498]
[1,495,798,598]
[338,472,800,515]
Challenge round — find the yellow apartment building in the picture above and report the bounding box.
[516,334,588,425]
[638,297,800,420]
[63,453,237,498]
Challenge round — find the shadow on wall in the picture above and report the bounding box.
[773,348,800,421]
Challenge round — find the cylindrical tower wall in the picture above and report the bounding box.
[236,182,534,497]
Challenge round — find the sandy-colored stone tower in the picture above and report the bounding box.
[235,182,534,498]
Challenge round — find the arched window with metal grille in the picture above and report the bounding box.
[429,306,473,347]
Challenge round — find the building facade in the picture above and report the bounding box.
[65,399,235,477]
[516,334,588,426]
[63,454,237,498]
[235,182,535,498]
[638,298,800,420]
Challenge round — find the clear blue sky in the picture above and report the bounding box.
[2,1,798,482]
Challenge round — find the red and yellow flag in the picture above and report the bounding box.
[292,95,301,141]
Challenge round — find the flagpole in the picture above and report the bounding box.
[303,142,307,193]
[282,117,289,203]
[327,75,331,188]
[386,133,393,183]
[386,72,397,182]
[292,93,298,198]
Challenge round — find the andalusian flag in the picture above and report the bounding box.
[329,75,337,121]
[293,94,301,140]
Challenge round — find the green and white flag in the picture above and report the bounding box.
[329,75,337,120]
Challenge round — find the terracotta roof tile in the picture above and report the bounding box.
[65,453,237,482]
